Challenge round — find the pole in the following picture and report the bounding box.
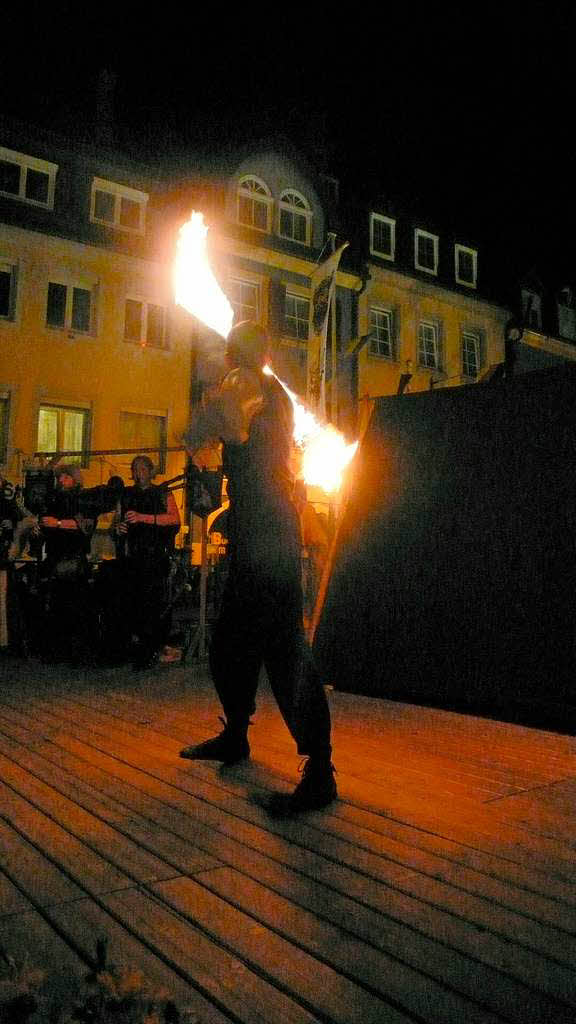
[198,515,208,659]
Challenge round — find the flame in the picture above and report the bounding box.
[174,211,234,339]
[264,367,358,492]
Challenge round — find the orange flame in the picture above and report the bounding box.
[264,367,358,493]
[174,212,358,494]
[174,211,234,339]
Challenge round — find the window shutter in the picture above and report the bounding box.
[436,320,444,371]
[268,279,286,336]
[392,307,400,361]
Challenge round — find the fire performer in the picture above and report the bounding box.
[179,320,337,815]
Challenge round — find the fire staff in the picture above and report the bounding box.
[179,320,337,815]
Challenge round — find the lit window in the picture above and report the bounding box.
[37,404,90,466]
[46,280,94,333]
[455,245,477,288]
[0,395,9,463]
[369,308,395,358]
[90,177,147,234]
[462,330,481,378]
[284,293,310,339]
[0,146,57,209]
[370,214,395,260]
[418,321,440,369]
[229,278,259,323]
[415,229,439,275]
[120,411,167,473]
[0,261,17,320]
[278,190,311,245]
[124,299,167,349]
[237,176,272,232]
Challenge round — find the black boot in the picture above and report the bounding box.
[268,757,337,817]
[179,717,250,765]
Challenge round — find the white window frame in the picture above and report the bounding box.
[0,145,58,210]
[369,307,395,359]
[455,244,477,288]
[0,260,18,321]
[369,213,396,261]
[45,275,96,335]
[123,297,168,349]
[418,320,440,369]
[415,229,439,275]
[236,175,272,233]
[90,177,148,234]
[284,291,310,339]
[228,277,260,324]
[278,189,312,246]
[37,402,91,466]
[461,329,482,378]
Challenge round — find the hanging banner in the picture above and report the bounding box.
[307,242,348,418]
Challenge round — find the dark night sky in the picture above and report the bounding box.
[3,5,576,285]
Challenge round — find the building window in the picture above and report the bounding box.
[237,176,272,232]
[369,307,395,358]
[278,190,311,245]
[120,411,167,473]
[229,278,259,323]
[415,229,439,275]
[37,404,90,466]
[284,293,310,340]
[0,146,57,209]
[455,244,477,288]
[124,299,167,349]
[418,320,440,369]
[0,395,9,464]
[46,281,94,333]
[90,177,147,234]
[0,261,17,320]
[462,330,482,378]
[370,214,396,260]
[521,289,542,330]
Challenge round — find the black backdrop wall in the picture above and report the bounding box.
[313,365,576,732]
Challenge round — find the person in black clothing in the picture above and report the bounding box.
[179,321,336,815]
[37,463,96,660]
[114,455,180,668]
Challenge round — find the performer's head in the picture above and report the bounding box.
[131,455,155,488]
[226,320,269,372]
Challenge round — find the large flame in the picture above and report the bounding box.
[174,211,357,493]
[174,211,234,339]
[264,367,358,492]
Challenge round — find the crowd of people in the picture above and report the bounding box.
[0,456,180,667]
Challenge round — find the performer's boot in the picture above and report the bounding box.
[268,756,337,817]
[179,717,250,765]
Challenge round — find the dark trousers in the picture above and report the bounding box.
[209,549,332,760]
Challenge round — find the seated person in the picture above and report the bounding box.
[111,455,180,668]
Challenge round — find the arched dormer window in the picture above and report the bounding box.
[278,189,311,245]
[237,175,272,232]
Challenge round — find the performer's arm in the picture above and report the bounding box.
[182,368,263,454]
[123,491,180,528]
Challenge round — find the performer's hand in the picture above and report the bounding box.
[124,510,142,524]
[116,521,129,534]
[1,519,12,531]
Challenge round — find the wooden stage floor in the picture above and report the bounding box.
[0,655,575,1022]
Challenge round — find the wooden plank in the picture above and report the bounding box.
[194,864,574,1024]
[3,711,576,1011]
[103,886,329,1024]
[0,865,39,918]
[0,750,179,885]
[148,877,409,1024]
[48,897,232,1024]
[0,780,131,897]
[0,816,85,908]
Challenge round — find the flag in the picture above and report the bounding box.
[307,242,348,417]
